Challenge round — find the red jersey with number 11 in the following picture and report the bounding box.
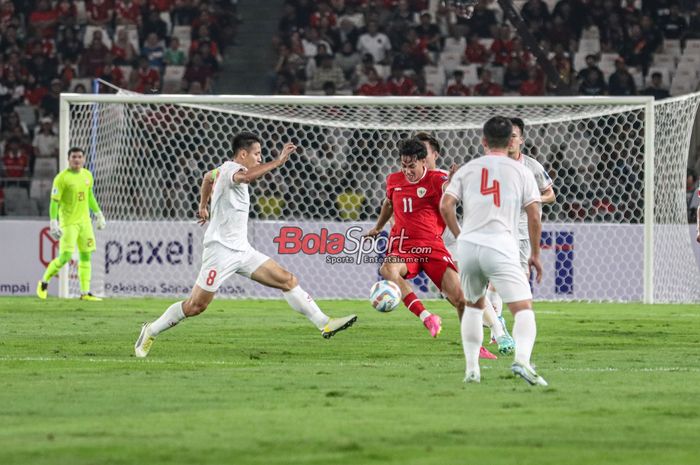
[386,169,449,247]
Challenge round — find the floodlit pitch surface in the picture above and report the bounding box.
[1,298,699,465]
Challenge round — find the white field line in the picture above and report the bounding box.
[0,356,699,373]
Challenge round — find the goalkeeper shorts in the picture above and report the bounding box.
[59,222,96,254]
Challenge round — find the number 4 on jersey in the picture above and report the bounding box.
[480,168,500,207]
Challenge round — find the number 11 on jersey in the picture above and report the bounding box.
[480,168,500,207]
[402,197,413,212]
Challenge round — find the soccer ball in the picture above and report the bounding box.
[369,280,401,313]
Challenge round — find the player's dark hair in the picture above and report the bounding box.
[483,116,513,149]
[232,132,262,155]
[67,147,84,157]
[398,137,427,160]
[414,132,440,154]
[510,117,525,135]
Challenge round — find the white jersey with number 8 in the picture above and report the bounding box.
[444,154,540,257]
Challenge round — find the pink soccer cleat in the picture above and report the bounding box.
[479,346,497,359]
[423,314,442,338]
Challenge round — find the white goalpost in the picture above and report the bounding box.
[58,92,700,303]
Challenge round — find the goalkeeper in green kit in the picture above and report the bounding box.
[37,147,106,301]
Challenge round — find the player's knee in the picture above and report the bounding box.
[57,251,72,266]
[379,264,396,280]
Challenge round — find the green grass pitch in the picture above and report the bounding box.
[1,297,699,465]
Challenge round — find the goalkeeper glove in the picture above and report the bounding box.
[95,212,106,230]
[49,219,62,240]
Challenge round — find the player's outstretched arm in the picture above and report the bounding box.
[540,186,556,204]
[198,170,216,225]
[366,198,394,237]
[88,188,106,229]
[439,193,461,238]
[234,142,296,184]
[525,202,543,283]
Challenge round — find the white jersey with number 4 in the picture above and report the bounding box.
[444,154,540,257]
[517,154,552,240]
[203,161,251,251]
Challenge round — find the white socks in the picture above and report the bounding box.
[486,289,502,317]
[461,307,484,376]
[283,285,330,330]
[513,309,537,366]
[149,301,186,337]
[482,299,504,339]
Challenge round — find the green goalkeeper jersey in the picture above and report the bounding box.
[51,168,95,226]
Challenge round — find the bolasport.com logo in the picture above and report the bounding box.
[272,226,431,265]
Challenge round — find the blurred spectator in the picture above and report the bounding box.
[577,55,606,88]
[164,37,187,67]
[662,5,688,39]
[357,68,387,96]
[579,68,606,95]
[443,26,466,56]
[385,66,415,96]
[97,53,125,88]
[468,3,497,37]
[142,32,165,71]
[130,57,161,93]
[80,35,109,77]
[608,59,637,96]
[503,58,528,93]
[1,111,29,140]
[335,41,361,80]
[87,0,114,28]
[415,12,441,55]
[473,68,502,96]
[446,70,470,96]
[183,53,213,93]
[519,67,545,95]
[640,72,670,100]
[24,74,48,106]
[309,54,347,91]
[1,70,26,112]
[143,7,169,42]
[464,33,489,64]
[39,79,62,120]
[2,137,30,180]
[413,73,435,96]
[112,28,139,65]
[490,25,514,66]
[32,116,59,159]
[116,0,142,27]
[57,28,83,64]
[356,20,391,64]
[29,0,59,38]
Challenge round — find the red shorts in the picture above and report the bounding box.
[387,243,457,290]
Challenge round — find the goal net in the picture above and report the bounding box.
[60,91,700,303]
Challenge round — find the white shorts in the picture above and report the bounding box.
[519,239,531,273]
[196,242,270,292]
[455,240,533,304]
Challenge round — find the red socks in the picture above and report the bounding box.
[403,292,426,317]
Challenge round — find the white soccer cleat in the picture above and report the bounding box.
[134,323,156,358]
[511,361,548,386]
[464,371,481,384]
[321,314,357,339]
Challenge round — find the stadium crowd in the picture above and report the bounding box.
[271,0,700,97]
[0,0,238,215]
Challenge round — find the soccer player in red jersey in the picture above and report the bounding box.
[366,138,463,338]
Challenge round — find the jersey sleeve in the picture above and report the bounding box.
[444,167,464,200]
[385,174,396,201]
[431,170,450,193]
[522,170,541,208]
[532,159,553,192]
[228,162,248,185]
[50,173,63,202]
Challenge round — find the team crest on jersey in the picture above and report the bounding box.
[417,187,427,198]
